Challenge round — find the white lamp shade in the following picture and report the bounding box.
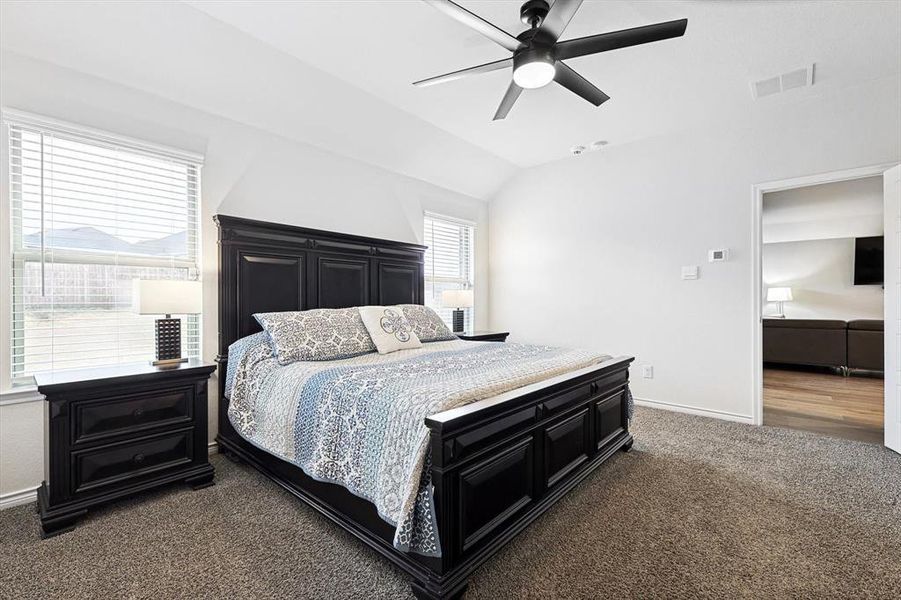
[133,280,202,315]
[766,287,793,302]
[441,289,474,309]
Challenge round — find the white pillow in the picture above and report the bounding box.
[358,306,422,354]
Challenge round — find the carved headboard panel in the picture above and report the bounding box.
[215,214,426,367]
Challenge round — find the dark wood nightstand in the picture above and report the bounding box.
[456,330,510,342]
[35,360,216,537]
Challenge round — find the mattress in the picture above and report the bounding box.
[226,335,609,556]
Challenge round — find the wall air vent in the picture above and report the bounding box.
[751,64,815,99]
[754,77,782,98]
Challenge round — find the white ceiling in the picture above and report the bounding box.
[189,0,901,166]
[2,0,899,197]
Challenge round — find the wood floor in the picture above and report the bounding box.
[763,368,884,444]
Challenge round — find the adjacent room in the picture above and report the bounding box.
[762,177,886,443]
[0,1,899,599]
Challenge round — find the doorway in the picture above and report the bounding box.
[751,164,899,448]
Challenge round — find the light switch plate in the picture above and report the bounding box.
[681,265,699,280]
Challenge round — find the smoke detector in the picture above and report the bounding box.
[752,64,815,99]
[590,140,608,151]
[570,145,586,156]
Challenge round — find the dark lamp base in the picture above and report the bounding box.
[452,309,465,333]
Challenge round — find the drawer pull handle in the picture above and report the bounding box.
[133,408,145,418]
[133,453,146,464]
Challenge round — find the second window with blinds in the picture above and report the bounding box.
[423,213,475,331]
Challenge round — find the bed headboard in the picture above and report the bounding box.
[215,214,426,367]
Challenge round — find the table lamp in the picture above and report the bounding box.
[133,280,202,366]
[441,289,473,333]
[766,286,793,318]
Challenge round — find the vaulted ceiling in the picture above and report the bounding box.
[189,0,901,165]
[2,1,900,199]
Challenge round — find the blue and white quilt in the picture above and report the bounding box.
[226,336,613,556]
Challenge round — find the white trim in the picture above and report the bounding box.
[423,210,477,228]
[1,107,205,165]
[0,486,36,510]
[750,163,896,426]
[634,396,755,425]
[208,441,218,456]
[0,386,43,406]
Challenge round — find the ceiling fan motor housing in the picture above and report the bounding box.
[513,46,555,71]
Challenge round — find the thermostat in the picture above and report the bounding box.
[708,249,729,262]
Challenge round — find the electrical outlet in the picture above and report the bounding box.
[641,365,654,379]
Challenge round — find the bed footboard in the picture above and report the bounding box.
[415,356,635,599]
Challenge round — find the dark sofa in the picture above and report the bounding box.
[763,318,884,374]
[763,319,848,369]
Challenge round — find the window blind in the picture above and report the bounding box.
[424,213,475,330]
[7,116,202,380]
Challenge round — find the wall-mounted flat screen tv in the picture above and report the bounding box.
[853,235,883,285]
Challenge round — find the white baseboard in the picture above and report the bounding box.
[634,397,755,425]
[0,486,37,510]
[0,441,220,512]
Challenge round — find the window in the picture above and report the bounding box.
[6,113,202,380]
[424,213,474,330]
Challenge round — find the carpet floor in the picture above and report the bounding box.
[1,406,899,599]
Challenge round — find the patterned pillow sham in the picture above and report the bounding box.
[399,304,457,342]
[254,308,376,365]
[358,306,423,354]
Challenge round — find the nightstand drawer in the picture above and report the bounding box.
[72,428,194,495]
[73,387,193,444]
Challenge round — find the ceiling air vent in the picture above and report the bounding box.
[752,64,815,99]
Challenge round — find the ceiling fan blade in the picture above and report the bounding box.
[554,61,610,106]
[423,0,521,52]
[555,18,688,61]
[493,81,524,120]
[537,0,583,43]
[413,57,513,87]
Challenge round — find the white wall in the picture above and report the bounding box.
[763,238,884,320]
[0,52,491,499]
[763,177,884,244]
[489,75,901,422]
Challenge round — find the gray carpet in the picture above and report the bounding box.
[2,406,900,599]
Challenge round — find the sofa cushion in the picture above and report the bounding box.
[762,319,846,330]
[848,319,883,331]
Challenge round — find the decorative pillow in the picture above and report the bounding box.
[358,306,423,354]
[254,308,375,365]
[399,304,457,342]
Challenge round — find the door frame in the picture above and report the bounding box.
[750,163,898,426]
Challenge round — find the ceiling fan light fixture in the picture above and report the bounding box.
[512,47,555,89]
[513,60,555,88]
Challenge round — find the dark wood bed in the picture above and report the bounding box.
[214,215,634,599]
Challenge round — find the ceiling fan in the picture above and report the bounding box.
[414,0,688,120]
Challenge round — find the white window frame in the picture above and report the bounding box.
[3,109,204,384]
[423,211,476,330]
